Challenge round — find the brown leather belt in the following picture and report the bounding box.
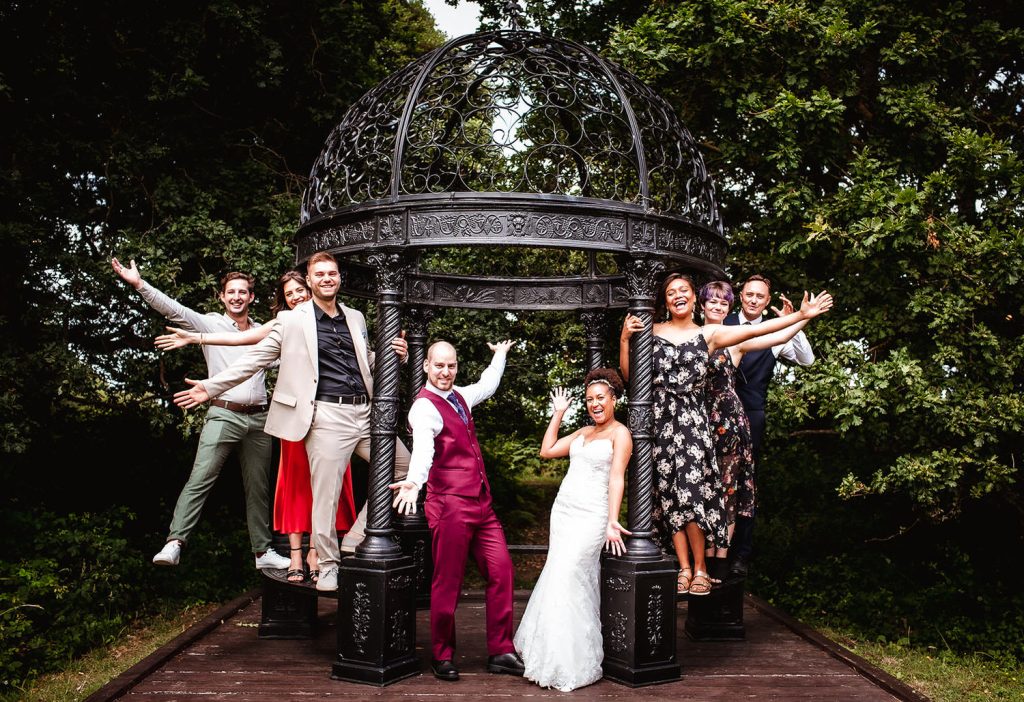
[210,399,269,414]
[315,393,369,405]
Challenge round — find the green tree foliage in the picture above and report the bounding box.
[593,0,1023,654]
[475,0,1024,657]
[0,0,442,692]
[600,0,1023,528]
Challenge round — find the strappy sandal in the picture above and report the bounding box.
[677,568,693,594]
[689,570,712,596]
[305,547,319,583]
[287,546,306,583]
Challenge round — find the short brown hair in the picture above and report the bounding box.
[220,271,254,294]
[306,251,338,268]
[740,274,771,292]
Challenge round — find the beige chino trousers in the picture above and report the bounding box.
[304,401,410,569]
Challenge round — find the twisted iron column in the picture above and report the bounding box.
[396,305,434,607]
[358,250,409,557]
[621,257,666,561]
[333,250,419,686]
[600,255,679,687]
[579,310,606,373]
[406,307,434,397]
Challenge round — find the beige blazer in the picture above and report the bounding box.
[202,299,375,442]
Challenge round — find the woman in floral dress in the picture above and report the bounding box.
[620,273,832,596]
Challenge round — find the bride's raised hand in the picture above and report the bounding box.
[550,387,572,414]
[605,520,632,556]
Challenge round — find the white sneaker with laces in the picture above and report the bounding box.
[153,540,182,566]
[254,547,290,570]
[316,565,339,592]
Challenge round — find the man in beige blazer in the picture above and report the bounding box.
[174,251,410,591]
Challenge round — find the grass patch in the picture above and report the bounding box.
[5,602,221,702]
[819,626,1024,701]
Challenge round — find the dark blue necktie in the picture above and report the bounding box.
[447,392,469,424]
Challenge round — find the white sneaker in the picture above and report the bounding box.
[316,565,339,592]
[153,540,182,566]
[254,547,290,570]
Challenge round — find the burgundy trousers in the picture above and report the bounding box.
[424,487,515,662]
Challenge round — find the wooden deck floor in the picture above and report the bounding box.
[88,588,928,701]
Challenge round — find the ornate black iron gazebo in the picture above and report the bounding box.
[294,20,727,687]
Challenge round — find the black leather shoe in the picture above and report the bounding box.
[728,556,749,578]
[431,659,459,681]
[487,651,525,676]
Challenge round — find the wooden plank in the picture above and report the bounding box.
[745,593,931,702]
[82,588,260,702]
[87,590,924,701]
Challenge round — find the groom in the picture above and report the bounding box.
[389,339,524,681]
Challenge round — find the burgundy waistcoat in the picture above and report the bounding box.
[418,387,490,497]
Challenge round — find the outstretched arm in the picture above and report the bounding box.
[112,257,218,332]
[173,378,211,409]
[111,257,143,290]
[705,291,833,352]
[390,396,442,515]
[737,294,807,354]
[459,339,514,408]
[155,324,273,351]
[538,387,581,459]
[604,424,633,556]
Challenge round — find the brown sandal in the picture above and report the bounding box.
[677,568,693,594]
[689,570,712,596]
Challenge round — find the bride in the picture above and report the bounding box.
[513,368,632,692]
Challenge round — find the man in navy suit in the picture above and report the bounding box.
[724,274,815,576]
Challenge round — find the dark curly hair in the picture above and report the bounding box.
[584,367,625,397]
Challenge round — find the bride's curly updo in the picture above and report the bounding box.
[584,367,625,398]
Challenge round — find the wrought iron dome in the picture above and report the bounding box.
[296,28,727,311]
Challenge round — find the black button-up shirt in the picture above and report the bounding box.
[314,305,368,397]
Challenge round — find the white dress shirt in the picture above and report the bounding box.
[405,351,508,488]
[138,281,269,405]
[739,312,815,366]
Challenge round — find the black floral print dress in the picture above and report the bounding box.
[651,334,729,551]
[706,348,756,524]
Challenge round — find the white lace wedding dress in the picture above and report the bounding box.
[514,435,611,692]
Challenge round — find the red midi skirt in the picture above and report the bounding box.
[273,439,357,534]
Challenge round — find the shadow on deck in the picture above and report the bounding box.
[86,586,928,701]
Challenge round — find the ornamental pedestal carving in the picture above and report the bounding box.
[332,555,419,685]
[601,556,681,685]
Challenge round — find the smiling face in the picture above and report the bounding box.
[585,381,616,426]
[663,276,696,320]
[425,342,458,392]
[306,259,340,304]
[219,280,254,320]
[702,294,731,324]
[740,279,771,320]
[282,278,310,310]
